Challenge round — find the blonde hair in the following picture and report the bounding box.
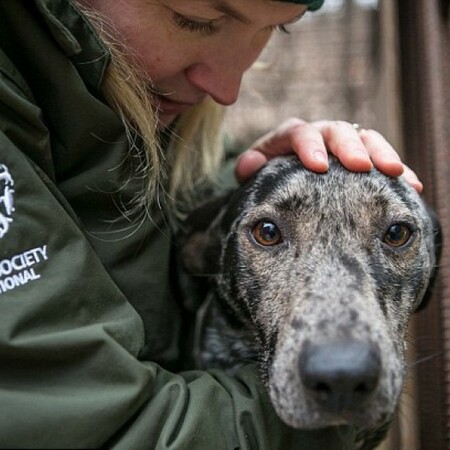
[78,5,225,214]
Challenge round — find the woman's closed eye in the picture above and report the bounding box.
[270,24,291,34]
[172,12,292,37]
[172,12,219,36]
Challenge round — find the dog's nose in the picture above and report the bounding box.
[299,340,381,412]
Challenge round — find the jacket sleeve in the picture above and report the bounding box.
[0,71,355,450]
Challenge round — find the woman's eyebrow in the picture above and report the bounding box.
[209,1,306,26]
[210,0,252,24]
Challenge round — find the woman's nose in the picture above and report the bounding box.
[185,34,268,106]
[185,62,244,106]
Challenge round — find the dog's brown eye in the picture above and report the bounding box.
[383,223,412,247]
[252,221,283,246]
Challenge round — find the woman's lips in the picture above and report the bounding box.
[155,95,195,116]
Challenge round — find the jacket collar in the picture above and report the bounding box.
[33,0,110,93]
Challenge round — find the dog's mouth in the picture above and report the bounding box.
[268,375,397,431]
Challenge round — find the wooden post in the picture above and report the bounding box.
[397,1,450,449]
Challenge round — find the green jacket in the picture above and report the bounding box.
[0,1,355,448]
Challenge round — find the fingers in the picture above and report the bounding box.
[358,128,404,177]
[235,118,423,193]
[235,149,268,183]
[314,120,373,172]
[299,121,423,192]
[283,121,329,172]
[357,128,422,192]
[236,119,328,182]
[403,165,423,193]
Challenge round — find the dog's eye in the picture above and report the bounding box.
[383,223,412,247]
[252,221,283,246]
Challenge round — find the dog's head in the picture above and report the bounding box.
[181,156,440,434]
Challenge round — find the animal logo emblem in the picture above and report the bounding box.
[0,164,15,239]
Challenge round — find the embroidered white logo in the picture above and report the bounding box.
[0,245,49,295]
[0,164,15,239]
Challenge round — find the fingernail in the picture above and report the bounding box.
[314,151,327,163]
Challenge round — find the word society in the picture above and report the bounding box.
[0,245,48,294]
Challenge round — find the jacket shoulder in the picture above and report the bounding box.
[0,47,54,180]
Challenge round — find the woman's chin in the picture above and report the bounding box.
[158,113,178,128]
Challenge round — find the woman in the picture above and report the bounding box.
[0,0,419,448]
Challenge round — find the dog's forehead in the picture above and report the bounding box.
[248,157,422,220]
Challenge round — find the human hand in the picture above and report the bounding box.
[235,118,423,192]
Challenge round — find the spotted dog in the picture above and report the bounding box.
[180,156,441,450]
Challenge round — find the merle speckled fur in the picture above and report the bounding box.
[179,156,441,450]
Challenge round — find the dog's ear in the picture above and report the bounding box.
[415,206,442,312]
[178,192,233,275]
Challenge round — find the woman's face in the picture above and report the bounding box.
[79,0,307,125]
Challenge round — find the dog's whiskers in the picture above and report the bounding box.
[407,351,442,368]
